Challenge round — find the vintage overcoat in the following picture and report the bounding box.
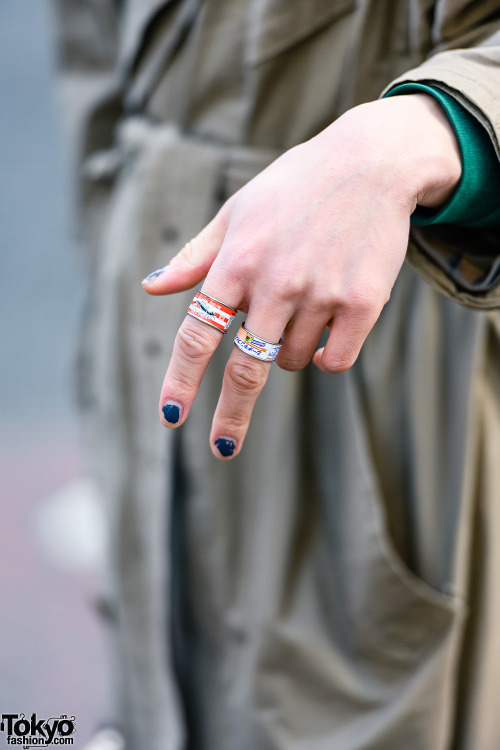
[53,1,500,748]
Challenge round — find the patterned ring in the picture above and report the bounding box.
[187,290,238,333]
[233,323,283,362]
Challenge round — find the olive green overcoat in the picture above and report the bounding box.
[53,1,500,748]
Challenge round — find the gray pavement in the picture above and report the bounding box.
[0,0,83,422]
[0,1,112,745]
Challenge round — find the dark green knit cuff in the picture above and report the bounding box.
[384,82,500,227]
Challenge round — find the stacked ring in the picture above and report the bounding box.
[234,323,283,362]
[187,290,238,333]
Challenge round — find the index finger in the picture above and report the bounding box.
[158,288,238,427]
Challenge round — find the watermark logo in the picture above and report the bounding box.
[0,713,75,747]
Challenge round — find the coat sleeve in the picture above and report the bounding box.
[382,0,500,310]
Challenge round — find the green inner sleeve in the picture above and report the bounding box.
[384,82,500,227]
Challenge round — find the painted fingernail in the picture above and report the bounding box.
[162,401,182,424]
[142,267,165,284]
[214,437,236,458]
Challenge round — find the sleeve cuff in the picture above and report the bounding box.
[384,82,500,227]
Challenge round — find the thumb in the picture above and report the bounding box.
[142,205,230,295]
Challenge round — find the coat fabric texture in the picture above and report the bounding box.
[53,1,500,748]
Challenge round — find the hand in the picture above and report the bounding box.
[143,94,461,459]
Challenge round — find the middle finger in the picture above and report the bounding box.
[209,310,290,459]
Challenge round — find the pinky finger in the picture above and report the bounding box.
[312,310,376,374]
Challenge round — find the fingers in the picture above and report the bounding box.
[158,263,385,461]
[159,313,225,428]
[209,308,289,459]
[312,304,381,373]
[209,347,270,459]
[207,296,383,458]
[276,313,327,371]
[158,257,245,428]
[159,302,287,461]
[142,206,231,295]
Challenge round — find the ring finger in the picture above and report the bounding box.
[209,309,291,459]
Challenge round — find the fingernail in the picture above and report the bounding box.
[214,437,236,458]
[142,267,165,284]
[162,401,182,424]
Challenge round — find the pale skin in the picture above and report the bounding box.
[142,94,462,459]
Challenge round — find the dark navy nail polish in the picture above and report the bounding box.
[142,267,165,283]
[162,402,181,424]
[214,437,236,458]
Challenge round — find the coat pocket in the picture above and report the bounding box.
[308,361,467,664]
[246,0,358,66]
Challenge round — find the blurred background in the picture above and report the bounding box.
[0,0,112,744]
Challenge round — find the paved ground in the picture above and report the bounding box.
[0,1,112,745]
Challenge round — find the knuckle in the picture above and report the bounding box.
[352,297,377,319]
[275,276,305,303]
[277,354,309,372]
[347,282,385,316]
[313,291,338,312]
[256,267,305,306]
[219,411,249,431]
[211,247,254,292]
[170,238,199,268]
[167,372,196,394]
[341,291,368,315]
[225,241,259,277]
[322,351,358,373]
[180,239,197,266]
[163,362,199,396]
[221,263,248,291]
[226,359,267,394]
[236,243,259,273]
[176,321,216,360]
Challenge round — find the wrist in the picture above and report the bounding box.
[324,95,462,213]
[390,93,462,209]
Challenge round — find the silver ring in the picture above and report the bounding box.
[233,323,283,362]
[187,290,238,333]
